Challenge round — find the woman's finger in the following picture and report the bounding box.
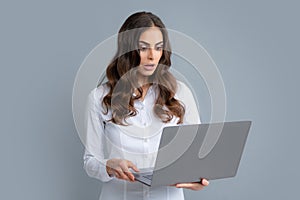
[124,171,135,181]
[127,161,140,172]
[176,182,205,191]
[119,163,135,181]
[113,170,121,179]
[176,183,196,188]
[201,179,209,186]
[115,168,131,181]
[126,161,139,181]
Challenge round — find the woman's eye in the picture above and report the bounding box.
[156,46,163,51]
[139,46,147,51]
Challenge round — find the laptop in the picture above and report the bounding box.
[132,121,252,187]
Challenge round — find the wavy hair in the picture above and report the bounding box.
[101,11,185,125]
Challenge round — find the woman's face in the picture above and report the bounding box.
[137,27,163,80]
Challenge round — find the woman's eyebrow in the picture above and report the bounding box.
[139,41,164,46]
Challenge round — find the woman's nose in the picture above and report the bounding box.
[147,48,154,60]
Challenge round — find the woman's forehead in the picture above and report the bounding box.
[139,27,163,45]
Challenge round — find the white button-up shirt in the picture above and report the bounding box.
[83,81,200,200]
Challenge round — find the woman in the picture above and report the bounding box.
[83,11,209,200]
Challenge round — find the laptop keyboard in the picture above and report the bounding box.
[143,174,153,180]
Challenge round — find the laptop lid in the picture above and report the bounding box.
[149,121,252,187]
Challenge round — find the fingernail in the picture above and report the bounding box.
[203,179,209,185]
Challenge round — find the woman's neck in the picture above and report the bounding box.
[136,74,154,101]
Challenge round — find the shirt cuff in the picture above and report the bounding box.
[99,159,114,182]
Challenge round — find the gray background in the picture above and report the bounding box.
[1,0,299,199]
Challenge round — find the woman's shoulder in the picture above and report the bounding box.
[176,80,188,89]
[87,83,112,119]
[175,80,192,97]
[89,83,110,100]
[87,83,110,112]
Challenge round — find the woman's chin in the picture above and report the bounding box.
[138,68,157,78]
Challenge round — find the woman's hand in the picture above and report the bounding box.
[106,159,139,182]
[172,179,209,191]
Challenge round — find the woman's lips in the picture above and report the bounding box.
[143,64,155,71]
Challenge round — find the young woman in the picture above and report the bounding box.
[83,11,209,200]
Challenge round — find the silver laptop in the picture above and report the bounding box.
[132,121,252,187]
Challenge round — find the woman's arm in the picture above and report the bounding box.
[175,179,210,190]
[82,88,113,182]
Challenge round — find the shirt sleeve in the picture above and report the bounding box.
[83,87,113,182]
[176,81,201,125]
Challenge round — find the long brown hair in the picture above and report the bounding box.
[102,11,185,125]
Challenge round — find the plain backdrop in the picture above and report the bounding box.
[0,0,299,199]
